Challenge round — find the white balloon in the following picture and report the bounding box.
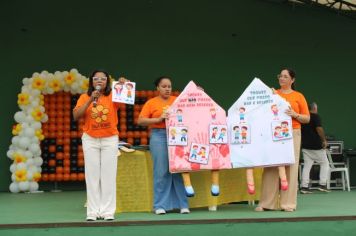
[31,122,41,130]
[9,182,20,193]
[21,122,30,129]
[7,149,15,159]
[10,164,16,173]
[70,68,78,74]
[26,171,33,180]
[16,162,26,170]
[37,166,42,172]
[24,150,33,159]
[29,143,40,154]
[31,89,41,96]
[11,136,20,146]
[18,137,31,149]
[32,72,40,78]
[14,112,26,123]
[23,127,35,137]
[63,87,70,92]
[29,182,39,192]
[21,86,30,93]
[47,87,54,94]
[34,157,43,166]
[25,115,34,123]
[30,100,39,108]
[26,158,34,166]
[28,165,37,173]
[41,114,48,123]
[11,173,16,181]
[19,181,30,192]
[22,78,30,85]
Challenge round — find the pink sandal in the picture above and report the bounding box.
[281,179,288,191]
[247,183,255,195]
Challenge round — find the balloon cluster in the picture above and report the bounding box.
[7,69,88,193]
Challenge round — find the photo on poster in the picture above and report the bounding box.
[236,123,251,144]
[230,124,241,144]
[112,81,136,105]
[271,120,293,141]
[270,104,280,120]
[209,125,228,144]
[168,126,188,146]
[188,143,210,165]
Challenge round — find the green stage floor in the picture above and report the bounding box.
[1,190,356,227]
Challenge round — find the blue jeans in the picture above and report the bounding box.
[150,129,188,210]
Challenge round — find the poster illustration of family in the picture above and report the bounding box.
[228,78,295,168]
[112,81,136,105]
[166,81,231,173]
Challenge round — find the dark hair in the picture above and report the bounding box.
[281,68,296,90]
[154,76,171,87]
[87,69,112,96]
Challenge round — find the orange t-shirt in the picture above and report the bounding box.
[139,96,176,129]
[277,90,309,129]
[74,92,120,138]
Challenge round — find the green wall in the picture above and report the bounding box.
[1,0,356,191]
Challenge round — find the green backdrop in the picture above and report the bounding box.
[1,0,355,191]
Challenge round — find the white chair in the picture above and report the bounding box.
[326,150,350,191]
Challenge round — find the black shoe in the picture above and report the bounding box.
[317,185,330,192]
[300,187,312,194]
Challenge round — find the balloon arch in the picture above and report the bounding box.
[7,69,89,193]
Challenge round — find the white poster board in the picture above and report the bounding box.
[228,78,295,168]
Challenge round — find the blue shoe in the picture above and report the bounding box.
[211,185,220,196]
[185,186,195,197]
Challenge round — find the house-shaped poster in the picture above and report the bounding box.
[227,78,295,168]
[166,81,231,173]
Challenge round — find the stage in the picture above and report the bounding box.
[1,190,356,235]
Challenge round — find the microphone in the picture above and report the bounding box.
[93,85,101,107]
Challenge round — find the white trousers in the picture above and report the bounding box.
[82,133,118,218]
[301,149,330,187]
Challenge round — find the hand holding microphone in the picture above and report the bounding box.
[93,85,102,107]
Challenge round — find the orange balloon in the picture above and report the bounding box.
[48,159,56,167]
[56,152,64,160]
[70,131,78,138]
[55,174,63,182]
[119,131,127,138]
[41,173,49,182]
[56,166,64,174]
[127,131,134,138]
[134,131,140,138]
[77,173,85,181]
[70,173,78,181]
[127,137,134,145]
[140,137,148,145]
[63,173,70,181]
[64,145,70,153]
[63,166,70,174]
[63,159,70,167]
[48,173,56,182]
[57,138,64,145]
[64,152,70,160]
[77,159,85,167]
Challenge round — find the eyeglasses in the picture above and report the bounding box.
[93,77,107,81]
[277,74,291,79]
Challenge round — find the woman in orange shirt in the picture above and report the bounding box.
[138,76,189,215]
[73,70,125,221]
[255,68,310,212]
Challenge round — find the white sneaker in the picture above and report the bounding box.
[104,216,115,221]
[208,206,217,211]
[86,216,96,221]
[155,208,166,215]
[180,208,190,214]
